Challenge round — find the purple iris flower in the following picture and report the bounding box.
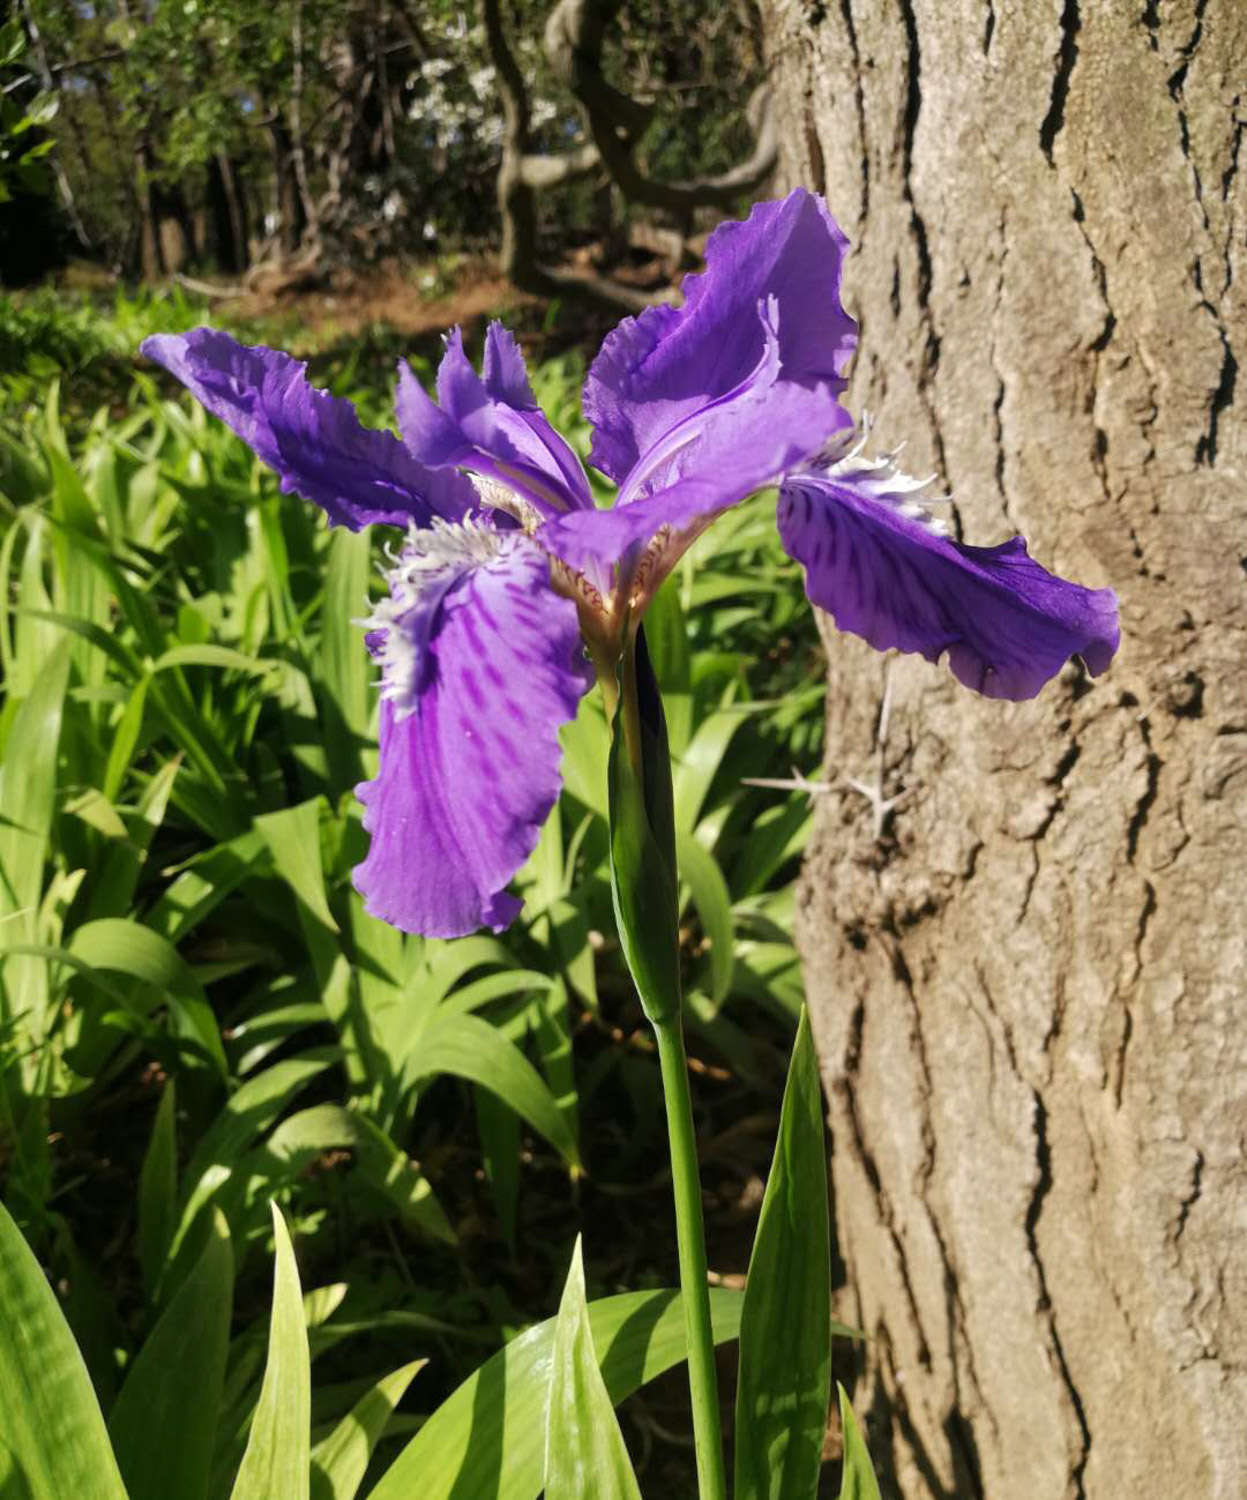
[142,189,1119,940]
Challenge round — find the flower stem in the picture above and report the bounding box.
[653,1013,727,1500]
[618,622,645,778]
[606,626,725,1498]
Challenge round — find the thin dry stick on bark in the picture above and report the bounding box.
[761,0,1246,1496]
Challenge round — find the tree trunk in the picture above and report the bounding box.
[134,135,162,281]
[270,119,307,257]
[207,152,249,274]
[761,2,1245,1496]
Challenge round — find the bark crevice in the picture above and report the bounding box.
[765,0,1247,1491]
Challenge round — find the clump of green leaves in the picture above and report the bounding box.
[0,300,872,1494]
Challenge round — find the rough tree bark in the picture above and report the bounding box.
[761,1,1244,1496]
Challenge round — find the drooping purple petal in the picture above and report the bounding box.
[396,325,593,518]
[778,464,1120,700]
[141,328,474,530]
[584,189,856,485]
[353,531,591,937]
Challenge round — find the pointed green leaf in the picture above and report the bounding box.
[0,1200,128,1500]
[229,1205,310,1500]
[673,709,747,833]
[836,1386,882,1500]
[168,1049,338,1278]
[544,1238,642,1500]
[409,1011,580,1170]
[263,1102,454,1245]
[370,1287,743,1500]
[91,754,181,922]
[110,1210,233,1500]
[475,1085,521,1252]
[309,1360,425,1500]
[734,1008,831,1500]
[558,695,610,819]
[606,659,681,1028]
[137,1079,178,1300]
[255,800,339,933]
[675,829,735,1007]
[0,640,70,1078]
[318,527,372,793]
[67,918,227,1077]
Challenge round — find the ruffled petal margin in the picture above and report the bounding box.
[353,535,591,937]
[540,372,852,578]
[141,328,474,530]
[583,188,856,485]
[778,472,1120,700]
[396,324,593,517]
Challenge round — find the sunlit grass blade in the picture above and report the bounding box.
[558,694,610,819]
[144,826,268,942]
[109,1209,233,1500]
[0,639,71,1085]
[0,1199,128,1500]
[229,1204,311,1500]
[673,708,748,833]
[309,1359,425,1500]
[256,800,340,933]
[675,828,735,1006]
[369,1286,743,1500]
[263,1102,454,1245]
[166,1048,339,1283]
[529,976,579,1149]
[66,917,227,1078]
[318,526,372,794]
[89,757,180,921]
[734,1007,832,1500]
[836,1386,882,1500]
[544,1236,642,1500]
[407,1010,581,1170]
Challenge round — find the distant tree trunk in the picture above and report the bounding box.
[269,119,307,256]
[762,2,1245,1497]
[207,152,249,273]
[134,135,162,280]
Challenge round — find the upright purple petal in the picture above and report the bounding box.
[584,189,856,484]
[482,322,539,407]
[778,461,1120,700]
[396,325,593,518]
[540,368,852,578]
[353,532,591,937]
[141,328,474,530]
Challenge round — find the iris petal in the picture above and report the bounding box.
[540,373,851,579]
[353,533,591,936]
[584,189,855,485]
[141,328,474,530]
[396,324,593,517]
[778,467,1120,700]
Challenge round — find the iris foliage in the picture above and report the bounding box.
[0,293,865,1495]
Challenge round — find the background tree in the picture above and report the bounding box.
[6,0,775,287]
[760,1,1245,1495]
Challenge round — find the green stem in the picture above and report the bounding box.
[618,621,645,777]
[607,626,725,1498]
[653,1015,727,1500]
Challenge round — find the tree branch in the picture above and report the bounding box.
[543,0,777,213]
[482,0,667,311]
